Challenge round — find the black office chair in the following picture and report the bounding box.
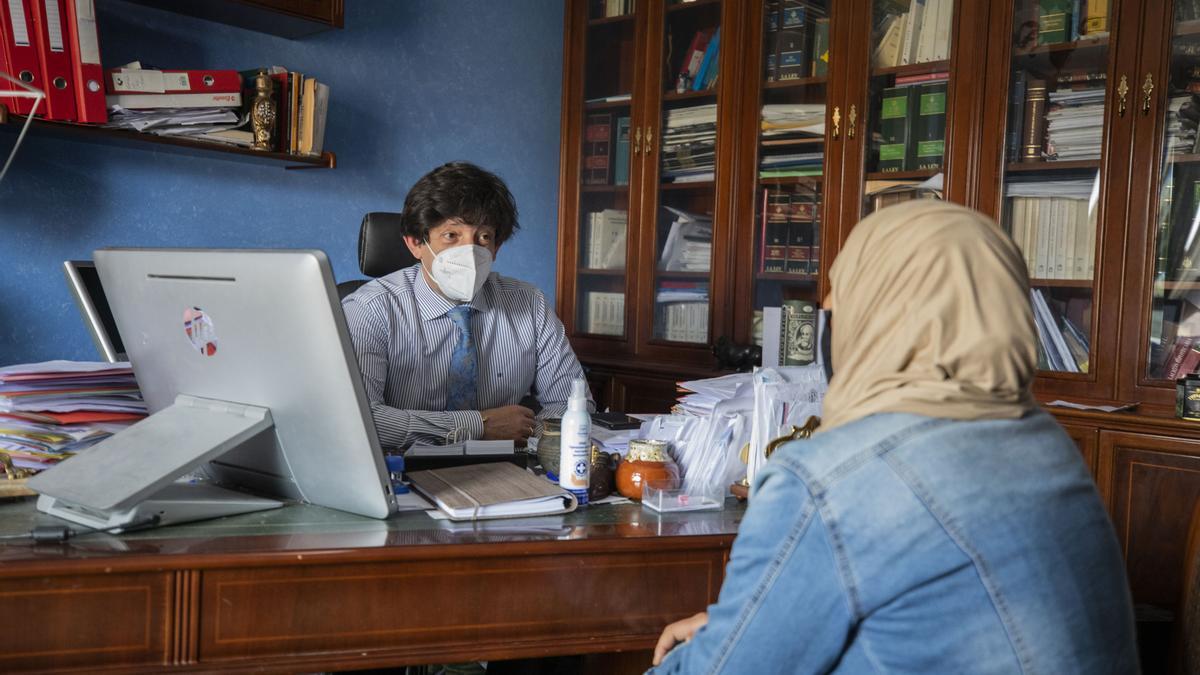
[336,212,418,300]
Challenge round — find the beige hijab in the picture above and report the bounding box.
[820,200,1038,431]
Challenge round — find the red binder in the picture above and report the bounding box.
[29,0,76,120]
[107,68,243,94]
[0,0,42,115]
[63,0,103,123]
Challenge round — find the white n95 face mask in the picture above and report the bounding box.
[429,244,493,302]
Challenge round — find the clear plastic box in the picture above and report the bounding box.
[641,479,725,513]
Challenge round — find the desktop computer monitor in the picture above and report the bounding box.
[29,249,395,529]
[63,260,127,362]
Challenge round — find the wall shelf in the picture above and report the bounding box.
[2,111,336,170]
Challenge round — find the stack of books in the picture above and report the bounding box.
[760,104,825,178]
[585,292,625,336]
[659,206,712,272]
[1044,86,1106,160]
[1031,289,1090,373]
[584,209,628,269]
[1006,178,1097,280]
[661,104,717,183]
[654,283,709,344]
[0,361,146,473]
[871,0,953,68]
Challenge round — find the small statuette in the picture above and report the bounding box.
[250,71,276,152]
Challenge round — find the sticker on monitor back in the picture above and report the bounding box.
[183,306,218,356]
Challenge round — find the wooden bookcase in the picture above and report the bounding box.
[557,0,1200,623]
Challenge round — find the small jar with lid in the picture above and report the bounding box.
[536,418,562,479]
[616,439,679,502]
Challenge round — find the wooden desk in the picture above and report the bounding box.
[0,497,743,673]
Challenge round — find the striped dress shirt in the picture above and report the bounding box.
[342,264,591,448]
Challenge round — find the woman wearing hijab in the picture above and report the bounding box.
[648,201,1137,674]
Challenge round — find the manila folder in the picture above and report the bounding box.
[407,462,578,521]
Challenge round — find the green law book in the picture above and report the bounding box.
[878,86,915,172]
[1038,0,1072,45]
[911,81,947,171]
[811,18,829,77]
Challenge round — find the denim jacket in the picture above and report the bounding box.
[649,411,1137,674]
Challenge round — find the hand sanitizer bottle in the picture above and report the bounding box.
[558,378,591,505]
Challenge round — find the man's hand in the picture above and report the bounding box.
[652,611,708,666]
[482,405,536,444]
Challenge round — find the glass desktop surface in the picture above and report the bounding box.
[0,495,746,563]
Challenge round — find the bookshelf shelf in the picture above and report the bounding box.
[581,184,630,193]
[1014,37,1109,58]
[660,181,715,190]
[865,169,938,180]
[1006,159,1101,173]
[870,61,950,79]
[1168,153,1200,164]
[657,271,710,279]
[663,90,718,103]
[758,175,823,185]
[763,76,828,90]
[588,14,634,27]
[1,114,336,169]
[756,272,818,282]
[666,0,722,13]
[585,98,633,110]
[1175,19,1200,37]
[1157,281,1200,291]
[578,268,626,276]
[1030,278,1095,288]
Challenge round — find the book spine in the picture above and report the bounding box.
[582,112,613,185]
[776,0,808,81]
[878,86,913,172]
[765,192,789,273]
[1038,0,1071,44]
[900,0,925,65]
[1085,0,1108,33]
[1020,79,1048,162]
[913,81,947,170]
[811,17,829,77]
[613,116,631,186]
[1007,70,1028,163]
[764,0,779,82]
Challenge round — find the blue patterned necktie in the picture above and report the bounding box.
[445,305,478,411]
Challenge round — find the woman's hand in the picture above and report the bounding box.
[652,611,709,666]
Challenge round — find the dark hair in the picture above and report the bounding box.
[400,162,520,246]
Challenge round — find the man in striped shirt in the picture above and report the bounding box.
[342,162,592,449]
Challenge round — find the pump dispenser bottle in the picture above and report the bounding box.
[558,378,591,504]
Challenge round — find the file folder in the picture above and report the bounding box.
[29,0,75,120]
[1,0,41,114]
[64,0,103,123]
[107,67,242,94]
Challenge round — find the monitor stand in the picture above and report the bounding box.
[28,394,285,532]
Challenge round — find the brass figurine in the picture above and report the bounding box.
[250,71,276,151]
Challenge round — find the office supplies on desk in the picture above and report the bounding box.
[28,249,396,532]
[592,412,640,430]
[404,440,519,471]
[29,0,76,120]
[408,462,577,521]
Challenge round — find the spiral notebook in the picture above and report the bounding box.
[407,462,578,521]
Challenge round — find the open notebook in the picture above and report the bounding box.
[407,462,578,521]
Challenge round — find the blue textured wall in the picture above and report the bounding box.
[0,0,564,365]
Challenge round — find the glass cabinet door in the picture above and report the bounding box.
[649,0,724,345]
[749,0,831,357]
[998,0,1111,374]
[574,1,638,341]
[1145,9,1200,382]
[860,0,956,215]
